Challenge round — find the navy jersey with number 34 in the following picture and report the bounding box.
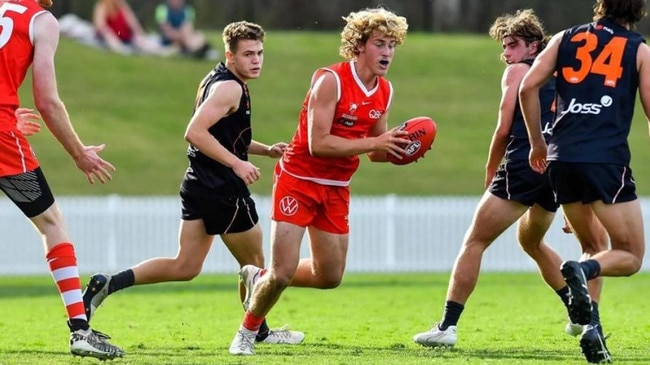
[549,18,645,164]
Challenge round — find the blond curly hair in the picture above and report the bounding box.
[339,7,408,60]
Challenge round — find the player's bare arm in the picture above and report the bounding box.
[307,72,409,158]
[248,140,287,158]
[636,42,650,130]
[33,12,115,184]
[485,63,526,186]
[184,80,260,185]
[306,71,340,156]
[365,112,391,162]
[519,32,562,174]
[185,79,241,165]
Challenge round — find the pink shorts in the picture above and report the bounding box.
[271,164,350,234]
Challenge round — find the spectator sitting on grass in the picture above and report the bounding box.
[93,0,174,56]
[155,0,219,60]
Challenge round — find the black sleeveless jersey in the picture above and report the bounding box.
[549,19,645,164]
[506,59,556,161]
[183,62,252,196]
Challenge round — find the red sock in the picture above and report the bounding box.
[46,243,86,321]
[242,310,265,332]
[260,268,267,277]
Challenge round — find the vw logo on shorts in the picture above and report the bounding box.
[279,196,299,216]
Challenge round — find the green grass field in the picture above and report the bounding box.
[18,32,650,197]
[0,273,648,364]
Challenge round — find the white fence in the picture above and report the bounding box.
[1,195,649,275]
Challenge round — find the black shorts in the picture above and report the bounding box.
[180,185,259,235]
[0,167,55,218]
[488,159,558,212]
[547,161,637,204]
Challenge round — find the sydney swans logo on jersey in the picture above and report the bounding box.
[562,95,613,115]
[338,103,360,127]
[369,109,383,119]
[279,196,299,216]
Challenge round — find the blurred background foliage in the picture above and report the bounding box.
[48,0,649,35]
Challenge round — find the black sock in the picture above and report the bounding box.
[579,259,601,280]
[256,320,270,342]
[68,318,90,332]
[108,269,135,294]
[556,286,571,309]
[439,300,464,330]
[590,301,601,326]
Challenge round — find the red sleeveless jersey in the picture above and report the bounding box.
[0,0,46,131]
[0,0,46,176]
[280,61,393,186]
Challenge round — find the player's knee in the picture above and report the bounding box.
[31,205,64,236]
[612,248,644,276]
[267,270,293,289]
[627,257,643,276]
[519,240,540,256]
[463,237,492,253]
[175,264,202,281]
[580,241,608,256]
[315,271,343,289]
[319,278,342,289]
[245,254,265,268]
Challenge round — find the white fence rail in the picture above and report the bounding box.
[1,195,649,275]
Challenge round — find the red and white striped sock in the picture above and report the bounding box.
[46,242,86,321]
[242,310,265,332]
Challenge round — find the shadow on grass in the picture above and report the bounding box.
[0,273,442,298]
[283,343,648,363]
[4,343,648,364]
[0,281,238,298]
[415,345,650,363]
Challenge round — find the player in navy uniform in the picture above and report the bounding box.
[520,0,650,363]
[413,9,608,349]
[82,21,304,346]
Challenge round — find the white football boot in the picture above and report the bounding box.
[261,325,305,344]
[229,327,257,355]
[413,324,457,347]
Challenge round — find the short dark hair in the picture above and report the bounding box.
[222,21,265,54]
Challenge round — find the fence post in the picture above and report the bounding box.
[385,194,396,270]
[106,194,119,271]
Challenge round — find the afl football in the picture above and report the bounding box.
[388,116,437,165]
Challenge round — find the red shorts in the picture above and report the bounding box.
[0,130,39,177]
[271,164,350,234]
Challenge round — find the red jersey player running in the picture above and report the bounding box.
[229,7,411,355]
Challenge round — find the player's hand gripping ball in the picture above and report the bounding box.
[388,116,437,165]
